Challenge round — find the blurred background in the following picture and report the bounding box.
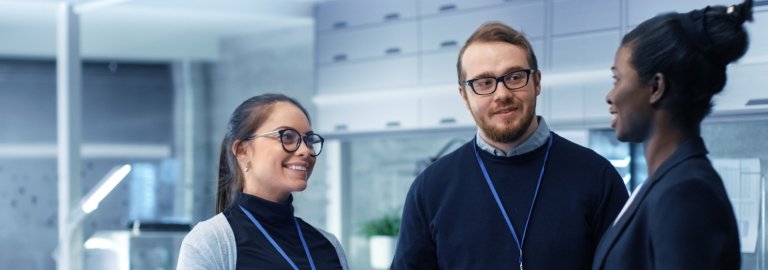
[0,0,766,269]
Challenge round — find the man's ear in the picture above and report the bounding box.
[459,86,471,110]
[649,73,666,106]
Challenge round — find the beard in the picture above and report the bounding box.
[471,97,536,144]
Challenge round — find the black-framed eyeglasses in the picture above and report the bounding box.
[461,69,535,95]
[246,129,324,157]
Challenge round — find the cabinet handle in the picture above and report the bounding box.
[384,13,400,21]
[385,47,401,55]
[386,121,401,128]
[440,40,458,48]
[440,118,457,124]
[746,98,768,106]
[332,21,347,29]
[333,54,347,62]
[334,124,348,131]
[439,4,456,12]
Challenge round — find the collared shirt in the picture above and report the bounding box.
[475,116,551,157]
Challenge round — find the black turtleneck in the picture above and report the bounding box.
[224,192,343,270]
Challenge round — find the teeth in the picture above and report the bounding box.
[287,165,307,171]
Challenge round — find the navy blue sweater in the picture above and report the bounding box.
[392,133,629,270]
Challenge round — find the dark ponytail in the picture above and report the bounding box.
[621,0,754,132]
[215,94,311,214]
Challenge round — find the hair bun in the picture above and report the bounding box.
[728,0,754,24]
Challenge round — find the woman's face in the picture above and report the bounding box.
[238,102,316,202]
[607,45,655,143]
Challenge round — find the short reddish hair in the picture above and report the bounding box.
[457,21,539,84]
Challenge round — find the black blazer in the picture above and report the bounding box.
[592,137,741,270]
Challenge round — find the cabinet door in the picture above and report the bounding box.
[551,30,620,73]
[549,83,584,121]
[317,56,419,95]
[316,0,418,31]
[553,0,620,35]
[316,96,419,133]
[317,22,418,64]
[419,0,506,16]
[421,49,461,85]
[627,0,730,27]
[421,88,476,128]
[582,80,614,119]
[743,11,768,63]
[715,62,768,112]
[420,2,546,53]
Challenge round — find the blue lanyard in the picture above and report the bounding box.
[238,204,317,270]
[472,132,553,270]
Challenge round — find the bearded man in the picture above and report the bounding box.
[391,22,629,270]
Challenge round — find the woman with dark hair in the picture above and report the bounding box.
[177,94,349,270]
[592,1,754,269]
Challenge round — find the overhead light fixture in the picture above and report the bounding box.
[84,238,113,250]
[75,0,133,13]
[82,165,131,213]
[67,164,131,230]
[609,156,631,168]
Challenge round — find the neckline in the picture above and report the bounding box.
[237,192,295,225]
[475,135,554,164]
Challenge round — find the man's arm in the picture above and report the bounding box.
[391,174,439,270]
[592,164,630,244]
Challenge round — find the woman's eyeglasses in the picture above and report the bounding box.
[246,129,324,157]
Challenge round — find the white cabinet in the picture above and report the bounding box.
[743,11,768,62]
[316,0,418,31]
[419,0,506,16]
[549,83,584,121]
[551,30,620,73]
[420,2,546,52]
[317,56,419,95]
[421,88,476,128]
[553,0,620,35]
[316,95,420,133]
[627,0,731,27]
[317,22,418,64]
[715,62,768,112]
[583,80,614,119]
[421,50,461,85]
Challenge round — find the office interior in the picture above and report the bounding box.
[0,0,767,269]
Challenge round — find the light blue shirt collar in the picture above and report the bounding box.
[475,116,551,157]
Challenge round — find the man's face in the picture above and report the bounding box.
[459,41,541,144]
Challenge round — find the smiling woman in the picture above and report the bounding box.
[176,94,349,270]
[594,1,755,269]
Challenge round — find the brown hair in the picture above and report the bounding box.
[215,94,311,214]
[456,21,539,84]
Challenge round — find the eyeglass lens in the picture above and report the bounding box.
[472,70,529,94]
[280,129,323,155]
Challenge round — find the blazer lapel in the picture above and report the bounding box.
[592,138,709,269]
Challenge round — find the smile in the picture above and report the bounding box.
[493,107,517,115]
[286,165,307,171]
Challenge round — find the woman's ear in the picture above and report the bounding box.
[232,139,248,163]
[649,72,666,106]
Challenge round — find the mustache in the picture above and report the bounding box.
[486,99,522,118]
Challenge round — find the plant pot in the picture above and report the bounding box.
[369,235,397,269]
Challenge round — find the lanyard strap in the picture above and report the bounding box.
[472,132,553,269]
[238,204,317,270]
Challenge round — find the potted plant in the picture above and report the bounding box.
[359,209,401,269]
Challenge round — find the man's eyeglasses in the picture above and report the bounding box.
[461,69,535,95]
[246,129,324,157]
